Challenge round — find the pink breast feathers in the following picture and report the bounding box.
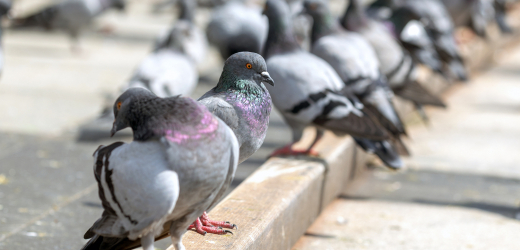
[165,111,219,144]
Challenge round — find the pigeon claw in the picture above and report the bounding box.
[188,212,237,236]
[200,211,237,230]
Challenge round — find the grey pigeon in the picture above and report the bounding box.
[10,0,125,50]
[303,0,409,156]
[153,0,208,66]
[386,8,444,76]
[341,0,446,122]
[77,15,199,141]
[263,0,403,169]
[199,52,274,164]
[0,0,11,77]
[369,0,468,81]
[126,0,202,98]
[81,88,239,250]
[206,0,268,59]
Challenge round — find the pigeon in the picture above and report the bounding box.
[125,0,202,98]
[385,8,444,75]
[10,0,125,50]
[77,14,199,141]
[153,0,208,66]
[303,0,409,158]
[81,88,240,250]
[341,0,446,122]
[0,0,11,77]
[199,52,274,164]
[263,0,403,169]
[369,0,468,81]
[206,0,268,59]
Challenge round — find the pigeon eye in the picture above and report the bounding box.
[310,3,317,10]
[246,63,253,69]
[117,102,122,110]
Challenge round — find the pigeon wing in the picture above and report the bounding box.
[85,141,179,240]
[198,91,240,132]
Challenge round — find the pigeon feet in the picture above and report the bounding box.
[188,214,235,236]
[200,212,237,229]
[269,144,319,158]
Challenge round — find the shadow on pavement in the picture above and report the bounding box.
[341,168,520,219]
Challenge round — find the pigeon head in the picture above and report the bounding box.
[111,88,156,137]
[302,0,337,43]
[263,0,292,29]
[178,0,195,22]
[216,52,274,91]
[341,0,368,31]
[302,0,329,17]
[109,0,126,11]
[162,21,193,53]
[389,8,422,33]
[262,0,300,58]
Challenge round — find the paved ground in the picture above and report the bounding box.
[292,37,520,250]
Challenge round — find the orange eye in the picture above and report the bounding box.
[310,3,317,10]
[117,101,122,110]
[246,63,252,69]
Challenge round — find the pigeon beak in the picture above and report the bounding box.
[261,72,275,86]
[110,121,118,137]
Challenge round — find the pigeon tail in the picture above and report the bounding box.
[81,234,102,250]
[10,7,57,30]
[354,137,403,170]
[363,102,407,136]
[448,60,468,82]
[394,80,446,108]
[415,49,444,75]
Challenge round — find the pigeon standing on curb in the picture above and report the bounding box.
[199,52,274,164]
[302,0,409,158]
[263,0,403,169]
[341,0,446,122]
[180,52,275,236]
[369,0,468,81]
[10,0,125,51]
[384,8,444,76]
[399,0,468,81]
[77,1,201,142]
[154,0,208,66]
[81,88,239,250]
[206,0,268,59]
[0,0,11,77]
